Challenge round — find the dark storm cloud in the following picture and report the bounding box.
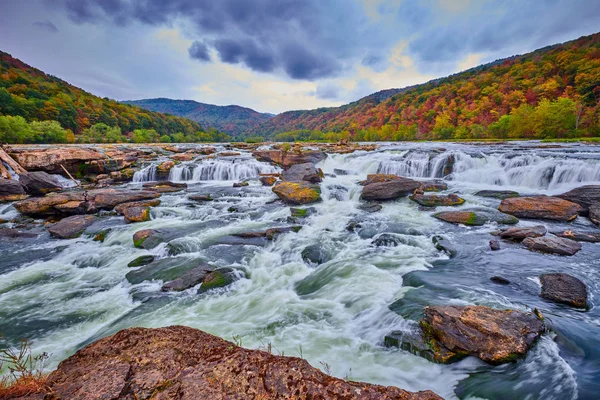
[188,40,210,62]
[33,20,58,33]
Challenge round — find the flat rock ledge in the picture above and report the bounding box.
[17,326,441,400]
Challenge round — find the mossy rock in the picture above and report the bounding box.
[434,208,518,226]
[197,268,238,293]
[290,207,317,218]
[127,255,156,268]
[272,182,321,205]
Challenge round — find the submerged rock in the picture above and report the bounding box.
[490,276,510,285]
[290,207,317,218]
[49,215,97,239]
[123,206,151,223]
[265,226,302,240]
[557,185,600,215]
[410,193,465,207]
[499,225,547,241]
[418,181,448,192]
[489,240,501,251]
[419,305,544,364]
[522,235,581,256]
[475,190,519,200]
[19,171,62,196]
[551,230,600,243]
[0,228,38,239]
[434,208,518,226]
[162,262,215,292]
[233,181,249,187]
[498,196,581,221]
[432,235,457,257]
[301,244,331,265]
[589,203,600,225]
[361,175,421,201]
[0,179,28,202]
[358,202,383,213]
[33,326,441,400]
[272,182,321,205]
[539,273,587,308]
[197,268,238,293]
[127,255,155,268]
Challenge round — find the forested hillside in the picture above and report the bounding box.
[0,51,229,143]
[124,98,273,137]
[256,33,600,141]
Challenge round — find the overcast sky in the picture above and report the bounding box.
[0,0,599,114]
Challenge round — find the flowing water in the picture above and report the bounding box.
[1,141,600,399]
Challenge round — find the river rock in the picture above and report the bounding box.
[498,196,581,221]
[143,181,187,193]
[259,176,277,186]
[253,149,327,168]
[489,240,501,250]
[162,262,215,292]
[189,194,213,202]
[9,147,104,174]
[282,163,323,183]
[127,255,155,268]
[48,215,97,239]
[197,268,238,293]
[272,182,321,205]
[0,179,28,202]
[157,160,175,173]
[432,235,457,257]
[18,171,62,196]
[491,276,510,284]
[420,305,544,364]
[265,226,302,240]
[0,228,38,239]
[499,225,547,241]
[475,190,519,200]
[539,273,587,308]
[290,207,317,218]
[87,189,161,213]
[34,326,441,400]
[133,229,162,249]
[361,176,421,201]
[114,199,161,214]
[410,193,465,207]
[359,174,404,186]
[522,235,581,256]
[434,207,518,226]
[123,206,151,223]
[589,203,600,225]
[551,230,600,243]
[301,244,330,265]
[419,181,448,192]
[557,185,600,215]
[358,202,383,213]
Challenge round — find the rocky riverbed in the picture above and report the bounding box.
[1,141,599,399]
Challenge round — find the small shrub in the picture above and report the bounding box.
[0,338,49,398]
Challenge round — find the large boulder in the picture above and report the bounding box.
[87,189,161,213]
[498,196,581,221]
[9,147,104,174]
[253,149,327,168]
[539,273,587,308]
[162,262,215,292]
[410,193,465,207]
[557,185,600,215]
[32,326,440,400]
[48,215,97,239]
[123,206,151,223]
[114,199,161,214]
[19,171,62,196]
[589,203,600,225]
[272,182,321,205]
[522,235,581,256]
[434,208,518,226]
[499,225,547,241]
[0,179,28,202]
[361,176,421,201]
[416,305,543,364]
[13,191,85,216]
[282,163,323,183]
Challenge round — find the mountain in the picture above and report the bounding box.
[0,51,204,141]
[251,32,600,140]
[124,98,273,137]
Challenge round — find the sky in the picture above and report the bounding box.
[0,0,599,114]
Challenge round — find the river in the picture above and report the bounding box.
[1,141,599,399]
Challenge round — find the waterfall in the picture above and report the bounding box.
[169,159,279,182]
[133,164,157,183]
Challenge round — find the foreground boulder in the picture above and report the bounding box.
[540,273,587,308]
[499,225,547,241]
[0,179,28,202]
[498,196,581,221]
[272,181,321,204]
[557,185,600,215]
[9,147,104,174]
[434,208,518,226]
[19,171,62,196]
[48,215,97,239]
[386,305,544,365]
[410,193,464,207]
[522,235,581,256]
[30,326,440,400]
[282,162,323,183]
[361,175,421,201]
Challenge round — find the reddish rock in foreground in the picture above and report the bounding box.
[23,326,441,400]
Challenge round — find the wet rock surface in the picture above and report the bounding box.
[410,193,465,207]
[28,326,441,400]
[281,162,323,183]
[540,273,587,308]
[434,208,518,226]
[557,185,600,215]
[48,215,98,239]
[589,203,600,225]
[122,206,151,223]
[162,262,215,292]
[272,181,321,204]
[0,179,28,202]
[475,190,519,199]
[18,171,62,196]
[499,225,547,241]
[498,196,581,221]
[361,175,421,201]
[551,230,600,243]
[522,235,582,256]
[253,149,327,168]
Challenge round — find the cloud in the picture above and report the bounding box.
[315,83,342,100]
[188,40,210,62]
[32,20,58,32]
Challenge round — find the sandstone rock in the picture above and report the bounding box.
[259,176,277,186]
[109,168,136,183]
[171,153,194,161]
[361,176,421,201]
[539,273,587,308]
[272,182,321,205]
[410,193,465,207]
[589,203,600,225]
[551,230,600,243]
[162,263,215,292]
[499,225,547,241]
[557,185,600,215]
[0,179,28,202]
[123,206,150,223]
[522,235,581,256]
[19,171,62,196]
[420,305,544,364]
[35,326,440,400]
[133,229,161,249]
[49,215,97,239]
[14,192,84,216]
[197,268,238,293]
[434,208,518,226]
[253,149,327,168]
[498,196,581,221]
[189,194,213,202]
[233,181,249,187]
[127,255,155,268]
[9,147,104,174]
[156,160,175,179]
[143,181,187,193]
[475,190,519,200]
[419,181,448,192]
[87,189,161,213]
[359,174,403,186]
[282,162,323,183]
[114,199,161,214]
